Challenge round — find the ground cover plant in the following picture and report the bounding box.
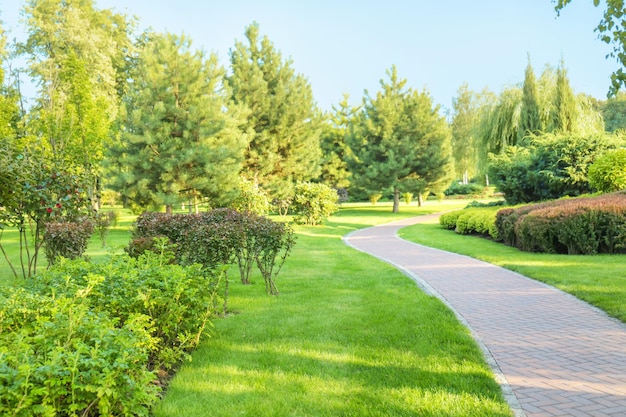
[399,216,626,323]
[153,201,513,417]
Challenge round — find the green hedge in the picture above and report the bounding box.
[495,191,626,254]
[439,207,500,239]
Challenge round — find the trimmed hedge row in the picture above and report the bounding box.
[439,207,500,240]
[129,208,296,295]
[495,191,626,254]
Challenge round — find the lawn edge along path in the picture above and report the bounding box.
[344,213,626,417]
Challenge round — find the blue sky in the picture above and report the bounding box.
[0,0,617,113]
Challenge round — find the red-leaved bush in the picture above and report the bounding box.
[496,191,626,254]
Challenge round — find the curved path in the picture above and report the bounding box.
[344,213,626,417]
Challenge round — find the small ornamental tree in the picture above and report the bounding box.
[588,149,626,192]
[292,182,339,225]
[230,176,270,215]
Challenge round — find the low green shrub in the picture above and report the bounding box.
[0,286,158,417]
[30,246,223,372]
[588,149,626,192]
[43,220,95,265]
[292,182,339,226]
[444,182,484,196]
[440,207,500,239]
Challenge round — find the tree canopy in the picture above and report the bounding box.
[346,66,453,213]
[107,33,248,213]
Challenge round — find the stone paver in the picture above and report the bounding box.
[344,214,626,417]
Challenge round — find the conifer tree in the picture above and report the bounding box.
[228,22,322,200]
[108,32,248,213]
[318,94,357,189]
[347,66,453,213]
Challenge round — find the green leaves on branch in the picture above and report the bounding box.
[292,182,339,226]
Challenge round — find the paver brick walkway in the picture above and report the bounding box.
[344,214,626,417]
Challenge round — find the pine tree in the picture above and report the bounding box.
[318,94,358,189]
[346,66,453,213]
[228,22,322,201]
[108,33,248,213]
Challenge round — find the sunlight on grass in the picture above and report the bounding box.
[400,221,626,322]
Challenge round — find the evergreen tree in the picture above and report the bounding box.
[519,56,542,142]
[601,92,626,132]
[108,32,248,213]
[318,94,357,189]
[347,66,453,213]
[228,22,322,200]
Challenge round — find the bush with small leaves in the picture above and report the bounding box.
[42,219,95,265]
[293,182,339,225]
[588,149,626,192]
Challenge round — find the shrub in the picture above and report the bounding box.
[489,133,624,204]
[0,286,158,417]
[496,192,626,254]
[402,192,413,204]
[254,218,296,295]
[94,211,112,247]
[292,182,339,226]
[444,182,484,196]
[439,210,463,230]
[588,149,626,192]
[131,209,296,294]
[230,177,270,215]
[32,247,223,372]
[42,219,95,265]
[369,193,382,205]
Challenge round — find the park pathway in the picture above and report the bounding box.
[344,213,626,417]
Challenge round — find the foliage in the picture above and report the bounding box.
[439,207,500,239]
[228,22,322,200]
[588,149,626,192]
[556,0,626,95]
[93,211,113,247]
[292,182,339,225]
[519,56,542,141]
[444,181,485,196]
[346,66,453,213]
[42,220,95,265]
[495,192,626,254]
[318,94,357,189]
[601,92,626,132]
[108,32,248,213]
[489,132,625,204]
[402,192,413,204]
[369,193,383,204]
[0,145,93,279]
[31,247,223,372]
[130,209,296,294]
[230,176,270,215]
[450,83,485,183]
[0,286,158,417]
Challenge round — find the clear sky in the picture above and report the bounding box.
[0,0,617,113]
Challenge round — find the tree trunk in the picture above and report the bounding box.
[165,204,172,215]
[417,193,424,207]
[392,187,400,213]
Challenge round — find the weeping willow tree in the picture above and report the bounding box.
[475,58,604,174]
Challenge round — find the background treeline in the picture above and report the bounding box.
[1,0,625,221]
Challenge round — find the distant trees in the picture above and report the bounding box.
[108,33,248,213]
[346,66,453,213]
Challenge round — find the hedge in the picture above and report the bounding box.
[439,207,500,240]
[495,191,626,254]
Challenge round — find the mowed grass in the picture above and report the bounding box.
[154,201,512,417]
[399,215,626,323]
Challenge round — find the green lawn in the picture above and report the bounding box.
[399,215,626,323]
[154,201,512,417]
[0,200,513,416]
